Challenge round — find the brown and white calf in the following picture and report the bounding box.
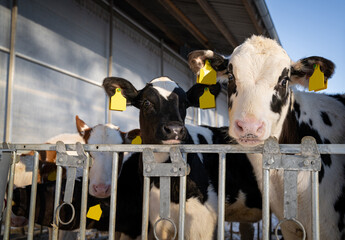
[103,76,262,239]
[189,35,345,239]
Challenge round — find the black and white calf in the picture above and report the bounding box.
[103,76,262,239]
[188,35,345,239]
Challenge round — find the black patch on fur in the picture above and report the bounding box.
[321,111,332,126]
[228,64,237,109]
[334,166,345,232]
[294,102,301,119]
[309,119,313,126]
[322,138,332,167]
[270,68,290,114]
[330,94,345,107]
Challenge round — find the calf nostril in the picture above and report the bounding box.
[163,126,171,134]
[236,120,244,132]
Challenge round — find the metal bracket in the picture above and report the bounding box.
[142,147,188,240]
[55,141,87,225]
[262,136,321,240]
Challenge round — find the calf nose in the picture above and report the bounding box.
[234,119,264,138]
[162,123,186,140]
[91,184,111,198]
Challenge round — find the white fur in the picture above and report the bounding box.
[228,35,345,239]
[151,77,180,100]
[87,123,123,198]
[149,185,217,240]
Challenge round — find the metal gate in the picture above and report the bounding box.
[1,137,343,240]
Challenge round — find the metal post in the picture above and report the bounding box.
[4,0,17,142]
[3,152,16,240]
[27,151,39,240]
[52,165,64,240]
[109,152,119,240]
[141,176,150,240]
[217,152,226,240]
[107,0,113,123]
[178,152,187,240]
[79,152,90,240]
[262,168,270,240]
[312,171,320,240]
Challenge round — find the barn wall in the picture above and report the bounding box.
[0,0,228,143]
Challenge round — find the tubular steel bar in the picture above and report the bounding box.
[3,152,16,240]
[52,165,64,240]
[312,171,320,239]
[109,152,119,240]
[178,152,187,240]
[79,152,90,239]
[217,152,226,240]
[141,176,150,240]
[5,0,18,142]
[262,168,270,240]
[27,151,39,240]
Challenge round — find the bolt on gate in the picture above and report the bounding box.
[1,136,343,240]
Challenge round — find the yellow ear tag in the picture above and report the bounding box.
[131,136,142,144]
[309,64,327,92]
[199,87,216,109]
[47,170,57,181]
[197,60,217,85]
[86,204,102,221]
[109,88,126,111]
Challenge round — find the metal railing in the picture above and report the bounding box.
[1,137,344,239]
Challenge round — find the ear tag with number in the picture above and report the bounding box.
[309,64,327,92]
[109,88,126,111]
[199,87,216,109]
[197,60,217,85]
[131,136,142,144]
[87,204,102,221]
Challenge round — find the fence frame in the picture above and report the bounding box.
[1,139,344,239]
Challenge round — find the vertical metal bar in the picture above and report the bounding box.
[109,152,119,240]
[178,152,187,240]
[141,176,150,240]
[3,152,16,240]
[27,151,39,240]
[4,0,17,142]
[262,168,270,240]
[107,0,113,123]
[217,152,226,240]
[79,153,90,240]
[52,165,63,240]
[160,177,171,218]
[312,171,320,240]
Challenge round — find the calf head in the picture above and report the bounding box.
[103,77,220,144]
[188,35,335,146]
[76,116,140,198]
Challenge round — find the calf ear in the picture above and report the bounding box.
[188,50,229,80]
[290,56,335,88]
[75,115,91,142]
[122,129,141,144]
[102,77,140,107]
[186,82,221,108]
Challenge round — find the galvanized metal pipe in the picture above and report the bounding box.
[178,152,187,240]
[141,176,150,240]
[107,0,114,123]
[262,168,270,240]
[312,171,320,240]
[217,152,226,240]
[52,165,64,240]
[109,152,119,240]
[27,151,39,240]
[79,153,90,239]
[4,0,18,142]
[3,152,16,240]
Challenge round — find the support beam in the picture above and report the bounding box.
[158,0,211,49]
[126,0,184,47]
[241,0,264,35]
[196,0,238,48]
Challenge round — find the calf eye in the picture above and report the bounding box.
[143,100,152,108]
[228,73,235,82]
[280,77,289,87]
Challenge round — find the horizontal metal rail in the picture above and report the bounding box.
[1,143,345,154]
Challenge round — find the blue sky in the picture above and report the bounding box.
[266,1,345,94]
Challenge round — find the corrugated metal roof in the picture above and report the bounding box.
[107,0,279,56]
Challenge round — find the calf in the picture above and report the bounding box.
[103,76,262,239]
[188,35,345,239]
